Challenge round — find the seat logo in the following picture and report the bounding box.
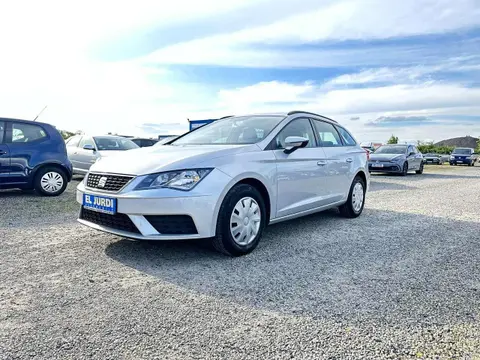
[98,177,108,188]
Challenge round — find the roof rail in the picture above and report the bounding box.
[287,110,338,123]
[219,115,234,119]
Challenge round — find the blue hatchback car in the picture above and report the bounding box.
[0,118,73,196]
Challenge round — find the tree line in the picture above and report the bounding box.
[386,134,480,154]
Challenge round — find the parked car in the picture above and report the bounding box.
[66,135,139,175]
[76,111,369,256]
[368,144,424,175]
[423,153,449,165]
[449,148,476,166]
[154,136,179,146]
[0,117,73,196]
[130,138,157,148]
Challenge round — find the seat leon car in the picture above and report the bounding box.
[76,111,369,256]
[66,135,139,175]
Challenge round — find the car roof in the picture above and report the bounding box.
[226,111,339,124]
[0,117,53,127]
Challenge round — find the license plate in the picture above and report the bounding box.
[457,160,462,163]
[83,194,117,215]
[372,163,384,168]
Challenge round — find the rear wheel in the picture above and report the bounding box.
[34,167,68,196]
[339,176,366,218]
[212,184,267,256]
[416,162,424,174]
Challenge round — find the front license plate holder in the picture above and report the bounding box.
[83,194,117,215]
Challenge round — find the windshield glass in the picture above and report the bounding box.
[452,148,471,155]
[374,145,407,154]
[172,116,285,145]
[94,136,139,151]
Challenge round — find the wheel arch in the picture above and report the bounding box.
[31,162,71,185]
[211,174,274,235]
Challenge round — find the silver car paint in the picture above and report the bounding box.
[77,113,369,239]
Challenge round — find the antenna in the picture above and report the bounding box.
[33,105,48,122]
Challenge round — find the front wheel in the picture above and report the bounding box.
[34,167,68,196]
[416,162,424,174]
[401,162,408,176]
[212,184,267,256]
[339,176,366,218]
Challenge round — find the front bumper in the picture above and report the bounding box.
[368,162,402,173]
[76,169,231,240]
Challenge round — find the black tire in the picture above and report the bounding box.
[212,184,267,256]
[401,162,408,176]
[416,162,424,174]
[338,176,366,218]
[34,166,68,196]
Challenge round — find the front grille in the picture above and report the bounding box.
[144,215,198,235]
[86,173,134,192]
[80,208,140,234]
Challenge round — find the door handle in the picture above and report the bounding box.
[317,160,327,166]
[346,158,353,163]
[0,150,7,155]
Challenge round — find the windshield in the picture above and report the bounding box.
[172,115,285,145]
[424,153,438,156]
[452,148,471,155]
[374,145,407,154]
[94,136,139,151]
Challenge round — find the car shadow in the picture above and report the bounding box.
[368,181,417,192]
[105,208,480,327]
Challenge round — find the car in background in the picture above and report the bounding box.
[449,148,476,166]
[154,135,180,146]
[76,111,369,256]
[369,144,424,175]
[130,138,157,148]
[66,135,139,175]
[423,153,449,165]
[0,118,73,196]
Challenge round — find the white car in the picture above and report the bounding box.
[76,111,369,256]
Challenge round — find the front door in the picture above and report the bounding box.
[0,120,9,184]
[76,136,98,172]
[273,118,328,218]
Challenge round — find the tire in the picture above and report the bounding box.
[338,176,366,218]
[401,162,408,176]
[416,162,424,174]
[212,184,267,256]
[34,166,68,196]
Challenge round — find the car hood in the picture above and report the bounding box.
[89,144,256,175]
[369,153,405,161]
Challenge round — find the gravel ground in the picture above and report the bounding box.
[0,167,479,359]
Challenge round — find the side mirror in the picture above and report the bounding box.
[408,152,415,157]
[284,136,309,154]
[83,144,95,151]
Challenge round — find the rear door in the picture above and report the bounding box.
[311,119,353,204]
[273,118,329,218]
[0,121,10,184]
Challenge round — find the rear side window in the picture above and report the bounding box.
[312,120,342,147]
[0,121,4,143]
[11,123,48,143]
[66,136,81,147]
[335,126,357,146]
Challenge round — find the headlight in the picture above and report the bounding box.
[450,155,455,160]
[135,168,213,191]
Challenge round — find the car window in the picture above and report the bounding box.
[10,123,47,143]
[275,118,315,149]
[0,121,4,143]
[312,120,342,147]
[79,136,95,149]
[335,126,357,146]
[66,136,81,147]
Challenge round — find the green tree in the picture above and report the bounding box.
[59,130,75,140]
[476,138,480,153]
[387,135,399,144]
